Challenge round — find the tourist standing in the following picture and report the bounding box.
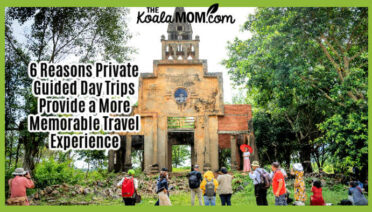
[271,162,287,206]
[243,147,251,172]
[155,168,171,206]
[217,167,233,206]
[348,181,368,205]
[290,163,306,203]
[200,171,219,206]
[117,169,138,206]
[7,168,35,206]
[310,180,325,205]
[188,165,203,206]
[249,161,269,205]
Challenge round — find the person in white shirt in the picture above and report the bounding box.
[117,169,138,205]
[249,161,269,205]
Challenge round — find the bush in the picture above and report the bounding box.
[5,166,16,197]
[34,158,84,188]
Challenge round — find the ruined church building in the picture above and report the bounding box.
[108,7,257,173]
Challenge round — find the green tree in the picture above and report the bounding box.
[172,145,190,168]
[76,150,107,177]
[5,7,134,172]
[224,8,367,175]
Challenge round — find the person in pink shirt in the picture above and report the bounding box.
[7,168,35,206]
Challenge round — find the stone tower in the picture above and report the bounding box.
[161,8,200,61]
[167,7,193,40]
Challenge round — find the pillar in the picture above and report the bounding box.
[209,116,219,171]
[203,115,211,171]
[157,116,167,170]
[230,135,238,170]
[144,117,154,173]
[108,150,115,172]
[194,116,205,171]
[151,115,159,173]
[167,138,173,172]
[124,135,132,171]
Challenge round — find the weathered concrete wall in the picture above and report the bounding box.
[137,61,223,172]
[139,62,224,117]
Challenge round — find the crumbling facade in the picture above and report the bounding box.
[108,7,258,173]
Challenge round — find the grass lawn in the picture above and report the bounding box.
[131,187,350,206]
[89,184,353,206]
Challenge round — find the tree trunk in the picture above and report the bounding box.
[108,150,115,172]
[23,142,37,174]
[15,141,21,167]
[7,131,14,168]
[300,144,313,173]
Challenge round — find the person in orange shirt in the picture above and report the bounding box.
[7,168,35,206]
[271,162,287,206]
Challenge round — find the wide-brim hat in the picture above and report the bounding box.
[293,163,303,171]
[12,168,27,176]
[251,161,260,167]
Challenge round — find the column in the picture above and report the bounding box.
[230,135,238,170]
[144,117,154,173]
[209,116,219,171]
[203,115,211,171]
[157,116,167,170]
[124,135,132,171]
[151,115,159,173]
[194,116,205,171]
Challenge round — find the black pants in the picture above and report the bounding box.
[254,184,268,205]
[219,194,232,206]
[123,197,136,205]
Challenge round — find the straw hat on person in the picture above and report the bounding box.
[12,168,27,176]
[251,161,260,167]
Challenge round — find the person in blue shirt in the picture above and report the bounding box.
[155,168,170,206]
[348,181,367,205]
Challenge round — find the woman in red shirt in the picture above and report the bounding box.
[310,180,325,205]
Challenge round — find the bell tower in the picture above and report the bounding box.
[167,7,193,40]
[161,7,200,61]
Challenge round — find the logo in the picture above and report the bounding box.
[137,4,236,24]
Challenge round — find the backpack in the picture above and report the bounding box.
[205,179,215,197]
[339,199,353,205]
[189,172,200,189]
[257,169,271,189]
[121,177,135,198]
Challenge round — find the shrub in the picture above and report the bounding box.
[34,158,84,188]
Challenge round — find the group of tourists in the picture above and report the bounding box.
[7,162,368,206]
[117,160,368,206]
